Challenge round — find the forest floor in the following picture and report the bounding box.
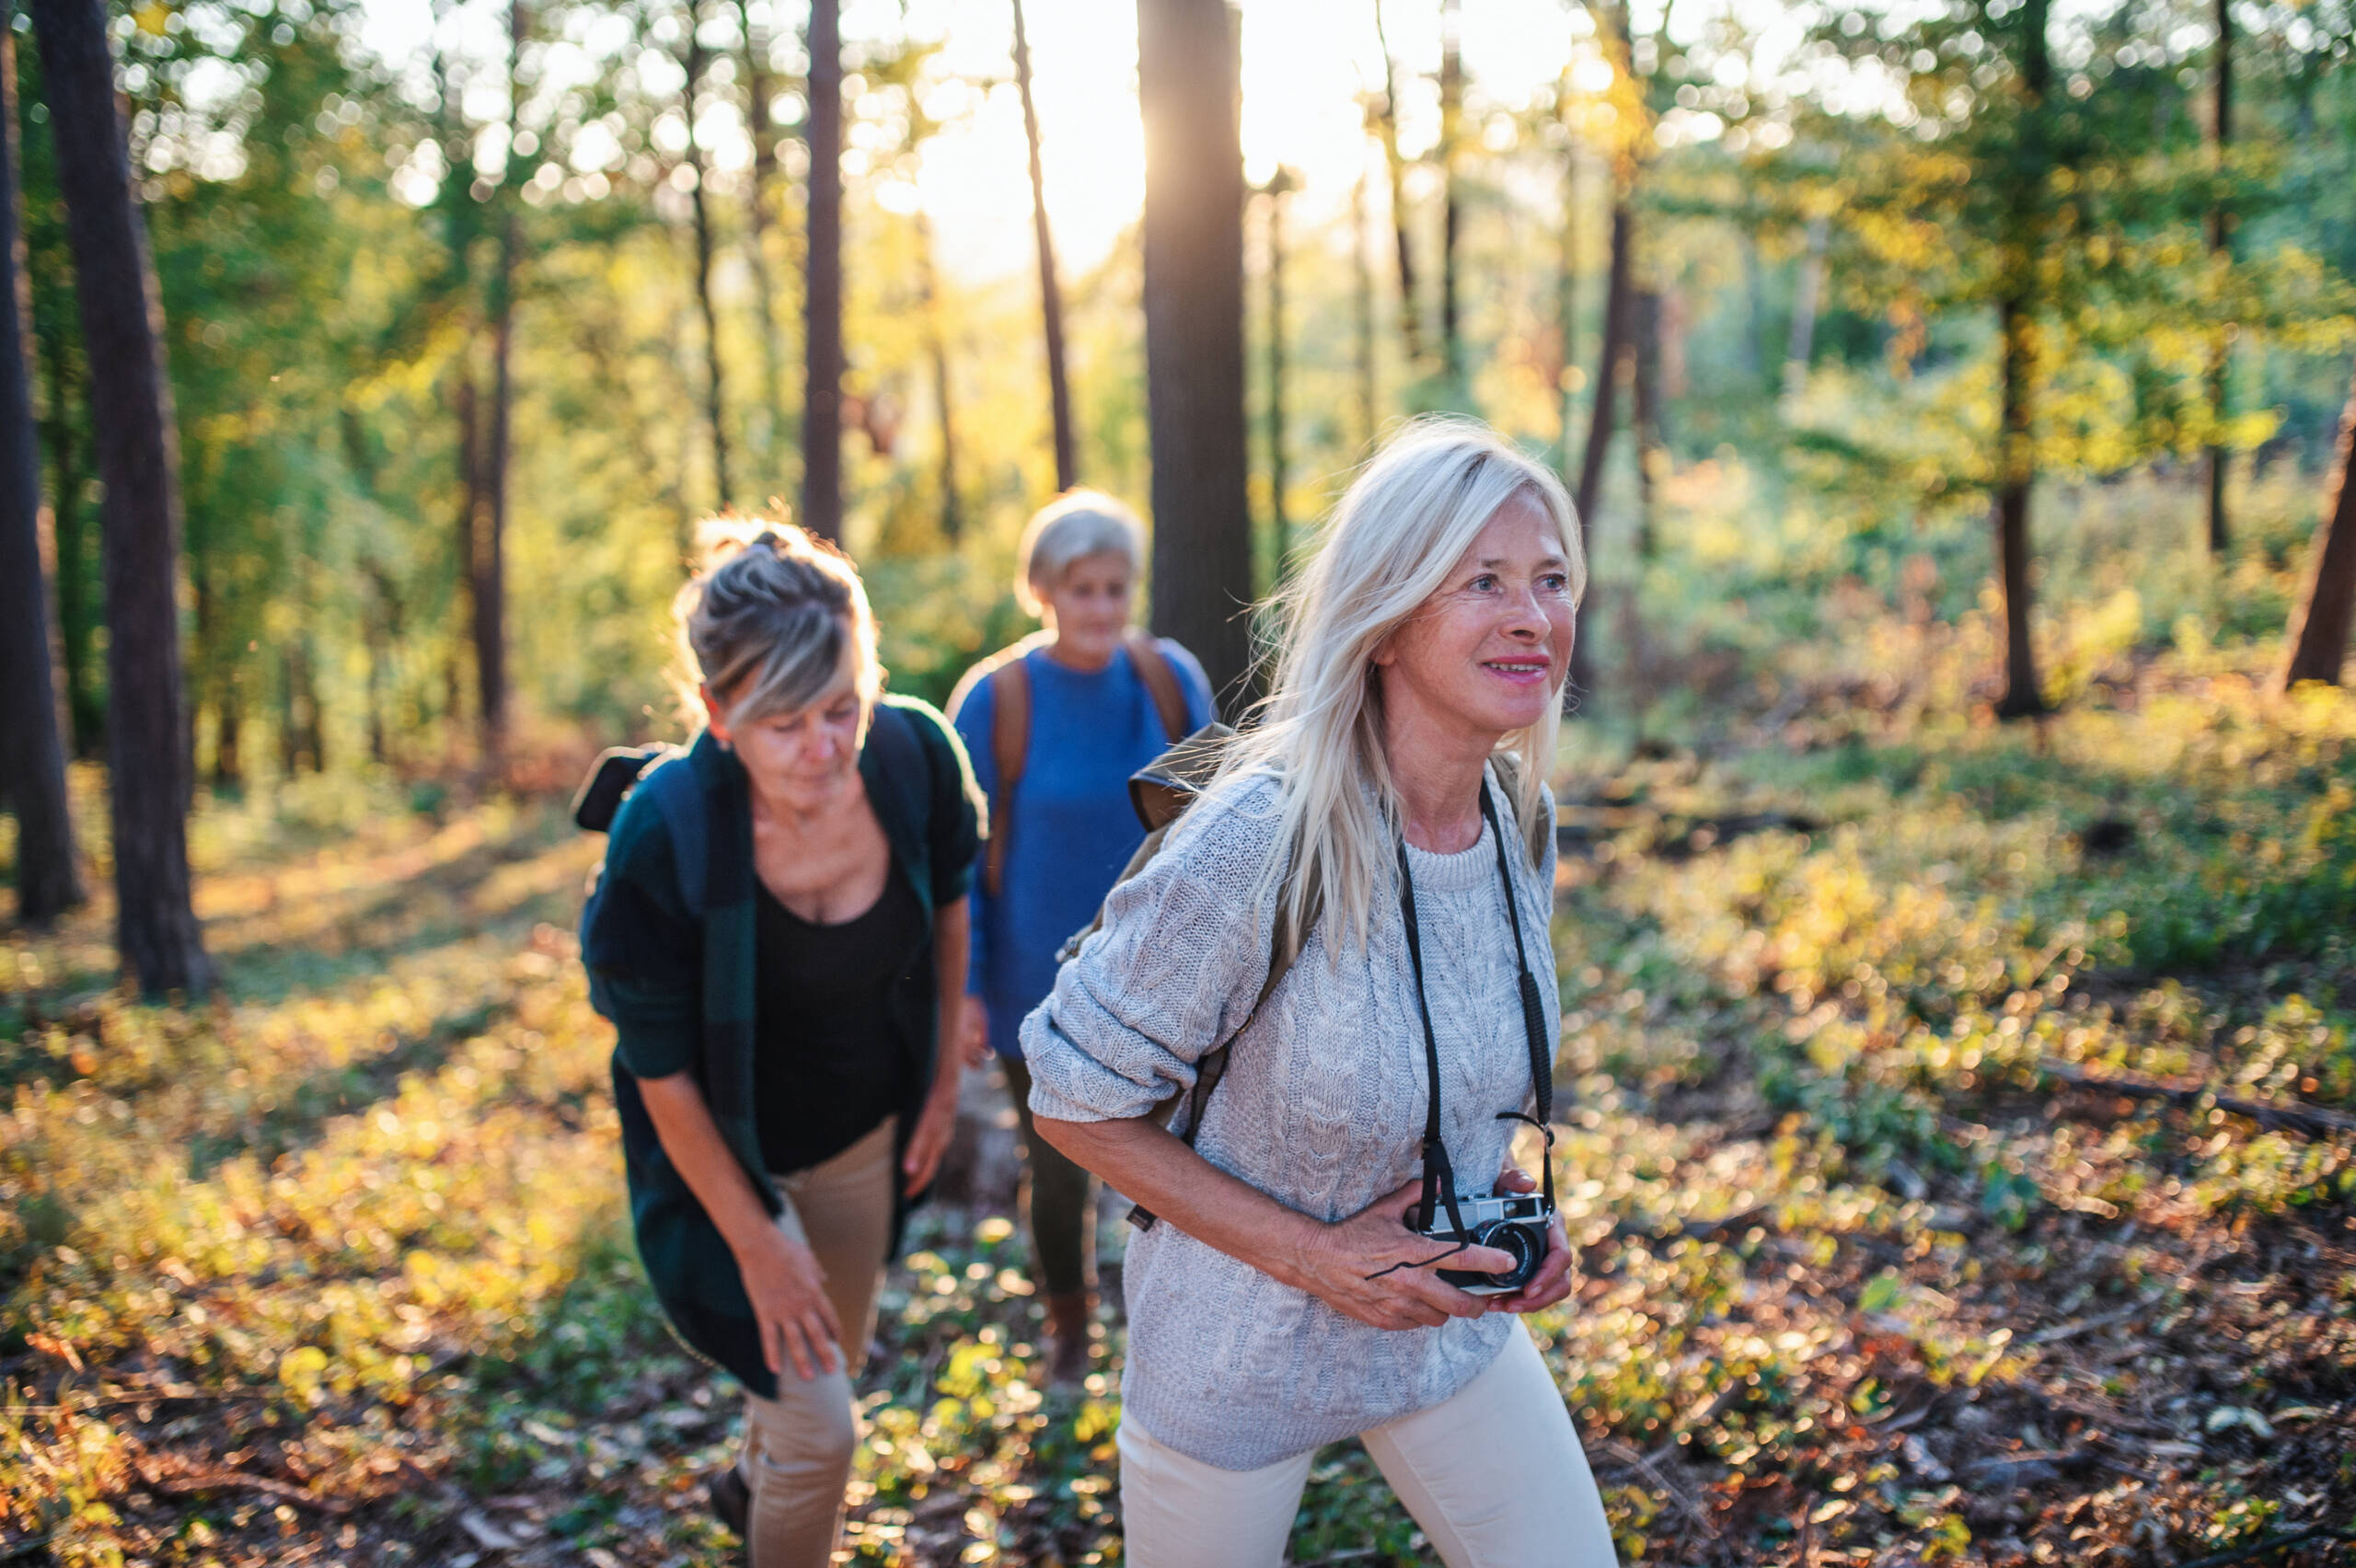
[5,665,2355,1567]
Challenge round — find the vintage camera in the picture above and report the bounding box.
[1409,1190,1555,1297]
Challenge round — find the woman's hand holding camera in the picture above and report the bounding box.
[1476,1164,1573,1316]
[1288,1179,1522,1331]
[736,1225,844,1382]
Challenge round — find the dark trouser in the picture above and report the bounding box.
[1001,1054,1095,1297]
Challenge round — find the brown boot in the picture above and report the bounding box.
[1044,1290,1094,1393]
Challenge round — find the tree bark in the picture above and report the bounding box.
[917,213,962,541]
[1632,285,1662,561]
[683,13,731,508]
[0,30,81,923]
[1370,0,1421,368]
[1012,0,1077,493]
[475,0,524,761]
[29,0,210,994]
[2281,366,2356,688]
[2203,0,2234,556]
[1353,156,1378,452]
[1263,171,1293,562]
[1570,200,1632,698]
[38,324,99,756]
[735,0,788,463]
[801,0,843,541]
[1138,0,1252,710]
[1437,0,1463,391]
[1992,0,2050,721]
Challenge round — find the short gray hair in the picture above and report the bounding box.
[674,516,882,730]
[1015,490,1146,617]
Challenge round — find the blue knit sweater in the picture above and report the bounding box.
[949,637,1214,1059]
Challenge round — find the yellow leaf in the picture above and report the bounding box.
[133,3,172,38]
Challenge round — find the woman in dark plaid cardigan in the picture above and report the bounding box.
[582,521,983,1567]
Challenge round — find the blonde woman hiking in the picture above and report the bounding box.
[1022,421,1619,1567]
[948,490,1214,1390]
[579,521,983,1567]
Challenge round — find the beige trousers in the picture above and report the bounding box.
[739,1118,896,1568]
[1115,1321,1619,1568]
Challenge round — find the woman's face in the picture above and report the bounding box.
[1374,490,1576,742]
[703,667,868,810]
[1040,551,1136,667]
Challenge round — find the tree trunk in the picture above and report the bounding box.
[1437,0,1463,391]
[1992,294,2046,719]
[1370,0,1422,367]
[1138,0,1252,710]
[802,0,843,541]
[38,326,100,756]
[1740,231,1768,388]
[29,0,210,994]
[1264,172,1292,562]
[0,30,81,923]
[735,0,788,463]
[1632,285,1662,561]
[213,685,240,790]
[1353,156,1378,452]
[917,213,962,541]
[1992,0,2050,721]
[684,15,731,508]
[1570,201,1632,698]
[2281,367,2356,687]
[1554,97,1577,481]
[475,0,523,762]
[1012,0,1077,493]
[2203,0,2234,556]
[1782,215,1828,409]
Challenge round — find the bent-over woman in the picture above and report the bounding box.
[1022,421,1620,1567]
[948,491,1213,1389]
[581,522,982,1567]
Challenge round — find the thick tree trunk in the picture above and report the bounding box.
[735,0,788,461]
[1438,0,1463,390]
[2203,0,2234,556]
[1570,201,1632,698]
[801,0,843,541]
[38,328,99,756]
[2281,369,2356,687]
[1370,0,1421,368]
[1138,0,1251,710]
[1993,294,2047,719]
[29,0,209,994]
[1012,0,1077,493]
[0,31,81,923]
[684,18,731,508]
[917,213,962,541]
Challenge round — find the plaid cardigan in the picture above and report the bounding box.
[581,697,983,1397]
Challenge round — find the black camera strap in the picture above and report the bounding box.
[1393,780,1557,1251]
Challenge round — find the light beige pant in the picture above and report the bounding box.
[1115,1321,1619,1568]
[738,1118,896,1568]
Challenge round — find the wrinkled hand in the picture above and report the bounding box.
[1480,1164,1574,1317]
[1286,1179,1519,1332]
[902,1080,959,1198]
[735,1224,843,1382]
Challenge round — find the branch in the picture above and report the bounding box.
[2040,1059,2356,1141]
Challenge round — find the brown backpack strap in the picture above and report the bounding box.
[1125,628,1191,743]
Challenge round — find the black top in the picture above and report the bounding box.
[753,866,930,1172]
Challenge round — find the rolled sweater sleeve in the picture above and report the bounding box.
[1019,789,1273,1124]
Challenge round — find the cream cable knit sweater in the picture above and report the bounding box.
[1020,767,1559,1471]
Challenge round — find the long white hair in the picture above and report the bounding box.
[1218,416,1586,953]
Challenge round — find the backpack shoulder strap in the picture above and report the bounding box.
[961,635,1047,898]
[1125,628,1191,743]
[639,751,710,922]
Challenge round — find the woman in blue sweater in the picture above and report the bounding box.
[949,490,1215,1389]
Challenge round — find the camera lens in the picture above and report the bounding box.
[1472,1221,1542,1291]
